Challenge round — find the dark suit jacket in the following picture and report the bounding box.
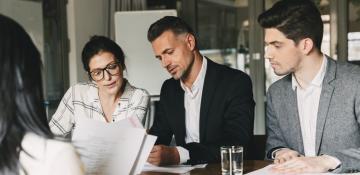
[149,58,255,165]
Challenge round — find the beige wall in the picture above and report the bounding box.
[67,0,108,85]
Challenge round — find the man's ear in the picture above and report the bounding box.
[185,34,196,51]
[299,38,314,55]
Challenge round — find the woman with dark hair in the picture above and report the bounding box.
[0,14,84,175]
[49,36,149,137]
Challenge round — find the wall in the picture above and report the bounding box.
[67,0,107,85]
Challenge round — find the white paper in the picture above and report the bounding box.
[131,135,157,174]
[246,165,337,175]
[142,162,207,174]
[71,117,154,175]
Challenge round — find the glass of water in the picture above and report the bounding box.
[231,146,243,175]
[220,146,232,175]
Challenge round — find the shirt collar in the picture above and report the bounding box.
[180,56,207,95]
[292,55,327,90]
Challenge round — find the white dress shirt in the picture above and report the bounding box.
[291,56,341,170]
[292,55,327,156]
[177,57,207,164]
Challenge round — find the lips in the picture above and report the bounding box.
[105,81,116,88]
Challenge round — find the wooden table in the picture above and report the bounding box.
[140,160,272,175]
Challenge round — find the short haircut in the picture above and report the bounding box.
[81,35,125,73]
[258,0,323,50]
[147,16,196,45]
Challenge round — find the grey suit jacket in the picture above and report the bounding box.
[266,56,360,173]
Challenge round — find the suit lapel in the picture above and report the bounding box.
[173,81,186,145]
[283,76,304,154]
[315,57,336,154]
[200,58,219,142]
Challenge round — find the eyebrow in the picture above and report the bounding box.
[265,41,283,45]
[90,61,116,72]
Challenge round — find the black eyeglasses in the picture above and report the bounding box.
[89,62,121,81]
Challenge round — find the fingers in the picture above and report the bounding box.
[271,156,329,174]
[150,145,161,153]
[274,149,302,165]
[147,145,162,165]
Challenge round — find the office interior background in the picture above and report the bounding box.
[1,0,359,153]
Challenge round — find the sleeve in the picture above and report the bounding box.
[325,84,360,173]
[148,82,173,145]
[265,87,288,160]
[49,86,75,137]
[185,73,255,164]
[176,146,190,164]
[47,143,85,175]
[130,88,150,126]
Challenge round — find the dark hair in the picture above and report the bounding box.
[147,16,197,45]
[258,0,323,50]
[81,35,126,73]
[0,14,53,174]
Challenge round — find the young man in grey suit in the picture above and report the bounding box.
[146,16,255,166]
[259,0,360,173]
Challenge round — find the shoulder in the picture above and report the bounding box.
[208,59,252,85]
[21,133,77,161]
[125,81,150,101]
[267,74,291,96]
[335,61,360,82]
[63,82,97,96]
[161,77,179,90]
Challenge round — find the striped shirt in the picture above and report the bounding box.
[49,80,149,137]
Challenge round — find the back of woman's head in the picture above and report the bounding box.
[0,14,52,174]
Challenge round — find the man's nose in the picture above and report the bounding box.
[161,57,170,68]
[264,46,273,60]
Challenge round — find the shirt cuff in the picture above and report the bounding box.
[176,146,190,164]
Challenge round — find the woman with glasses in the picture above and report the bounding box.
[0,14,84,175]
[49,36,150,137]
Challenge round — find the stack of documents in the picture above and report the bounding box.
[142,162,207,174]
[246,165,338,175]
[72,117,157,175]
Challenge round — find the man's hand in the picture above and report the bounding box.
[147,145,180,166]
[274,148,303,164]
[271,155,338,174]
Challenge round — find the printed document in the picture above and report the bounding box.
[72,117,156,175]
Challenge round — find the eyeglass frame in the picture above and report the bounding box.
[88,61,122,82]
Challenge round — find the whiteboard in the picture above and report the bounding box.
[114,10,177,96]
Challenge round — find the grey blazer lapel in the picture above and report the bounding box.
[315,56,336,155]
[283,76,304,154]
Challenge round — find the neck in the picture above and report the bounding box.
[293,51,324,89]
[181,51,203,88]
